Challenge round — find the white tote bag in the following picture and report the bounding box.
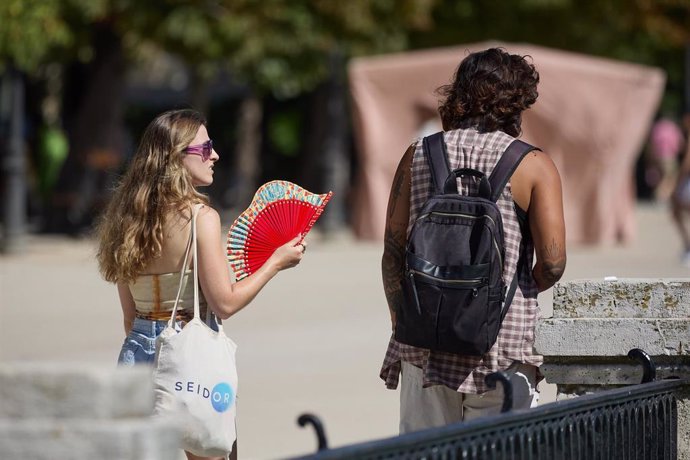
[153,205,238,457]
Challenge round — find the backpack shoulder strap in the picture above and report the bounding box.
[490,139,540,319]
[488,139,540,202]
[423,132,451,195]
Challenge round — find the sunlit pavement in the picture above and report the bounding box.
[1,201,687,459]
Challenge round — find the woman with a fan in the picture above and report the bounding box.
[96,109,306,460]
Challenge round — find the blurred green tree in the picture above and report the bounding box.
[3,0,687,232]
[205,0,437,205]
[0,0,435,231]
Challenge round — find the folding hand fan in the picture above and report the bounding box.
[226,180,333,280]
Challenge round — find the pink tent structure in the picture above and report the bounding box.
[348,42,666,245]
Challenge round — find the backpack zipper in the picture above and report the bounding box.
[409,269,486,286]
[407,272,422,315]
[418,211,503,268]
[407,271,486,314]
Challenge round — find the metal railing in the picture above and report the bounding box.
[293,349,684,460]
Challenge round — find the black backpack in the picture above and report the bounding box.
[395,132,537,356]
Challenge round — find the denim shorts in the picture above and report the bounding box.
[117,318,174,366]
[117,316,220,366]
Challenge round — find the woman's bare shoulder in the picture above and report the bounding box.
[196,204,220,221]
[195,204,222,234]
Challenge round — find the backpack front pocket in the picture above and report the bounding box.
[436,278,490,355]
[398,262,491,355]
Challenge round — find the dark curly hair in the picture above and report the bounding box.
[437,48,539,137]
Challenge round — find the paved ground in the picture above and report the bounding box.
[1,202,689,459]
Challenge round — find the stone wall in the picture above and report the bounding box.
[536,278,690,459]
[0,363,180,459]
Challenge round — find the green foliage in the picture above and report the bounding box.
[4,0,687,104]
[0,0,436,97]
[0,0,72,71]
[216,0,436,97]
[37,125,69,199]
[268,110,302,157]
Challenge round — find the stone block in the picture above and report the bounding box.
[540,362,645,385]
[0,418,180,460]
[535,318,690,356]
[540,360,690,385]
[552,278,690,318]
[0,363,153,419]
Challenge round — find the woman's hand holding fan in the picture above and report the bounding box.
[226,180,332,280]
[265,235,307,271]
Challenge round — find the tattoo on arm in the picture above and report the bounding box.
[534,238,566,290]
[382,144,413,323]
[382,226,406,313]
[388,171,405,219]
[544,239,563,261]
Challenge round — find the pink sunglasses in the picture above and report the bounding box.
[185,140,213,161]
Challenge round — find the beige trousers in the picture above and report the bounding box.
[399,361,539,434]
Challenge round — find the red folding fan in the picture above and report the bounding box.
[226,180,333,280]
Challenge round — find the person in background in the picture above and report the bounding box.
[95,109,306,460]
[647,116,684,201]
[380,48,566,432]
[670,113,690,266]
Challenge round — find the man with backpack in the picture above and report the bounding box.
[381,48,566,432]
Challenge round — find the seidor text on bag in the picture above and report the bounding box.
[395,132,537,355]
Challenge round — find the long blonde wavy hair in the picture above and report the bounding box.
[96,109,210,283]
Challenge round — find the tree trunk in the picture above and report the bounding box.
[302,49,349,234]
[226,93,263,209]
[320,49,350,232]
[188,67,210,115]
[48,22,127,233]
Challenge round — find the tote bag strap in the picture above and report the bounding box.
[169,204,202,327]
[191,204,201,320]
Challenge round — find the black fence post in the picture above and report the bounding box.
[628,348,657,383]
[297,413,329,452]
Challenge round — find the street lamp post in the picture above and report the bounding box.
[1,67,27,254]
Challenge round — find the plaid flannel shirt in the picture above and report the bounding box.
[380,128,543,394]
